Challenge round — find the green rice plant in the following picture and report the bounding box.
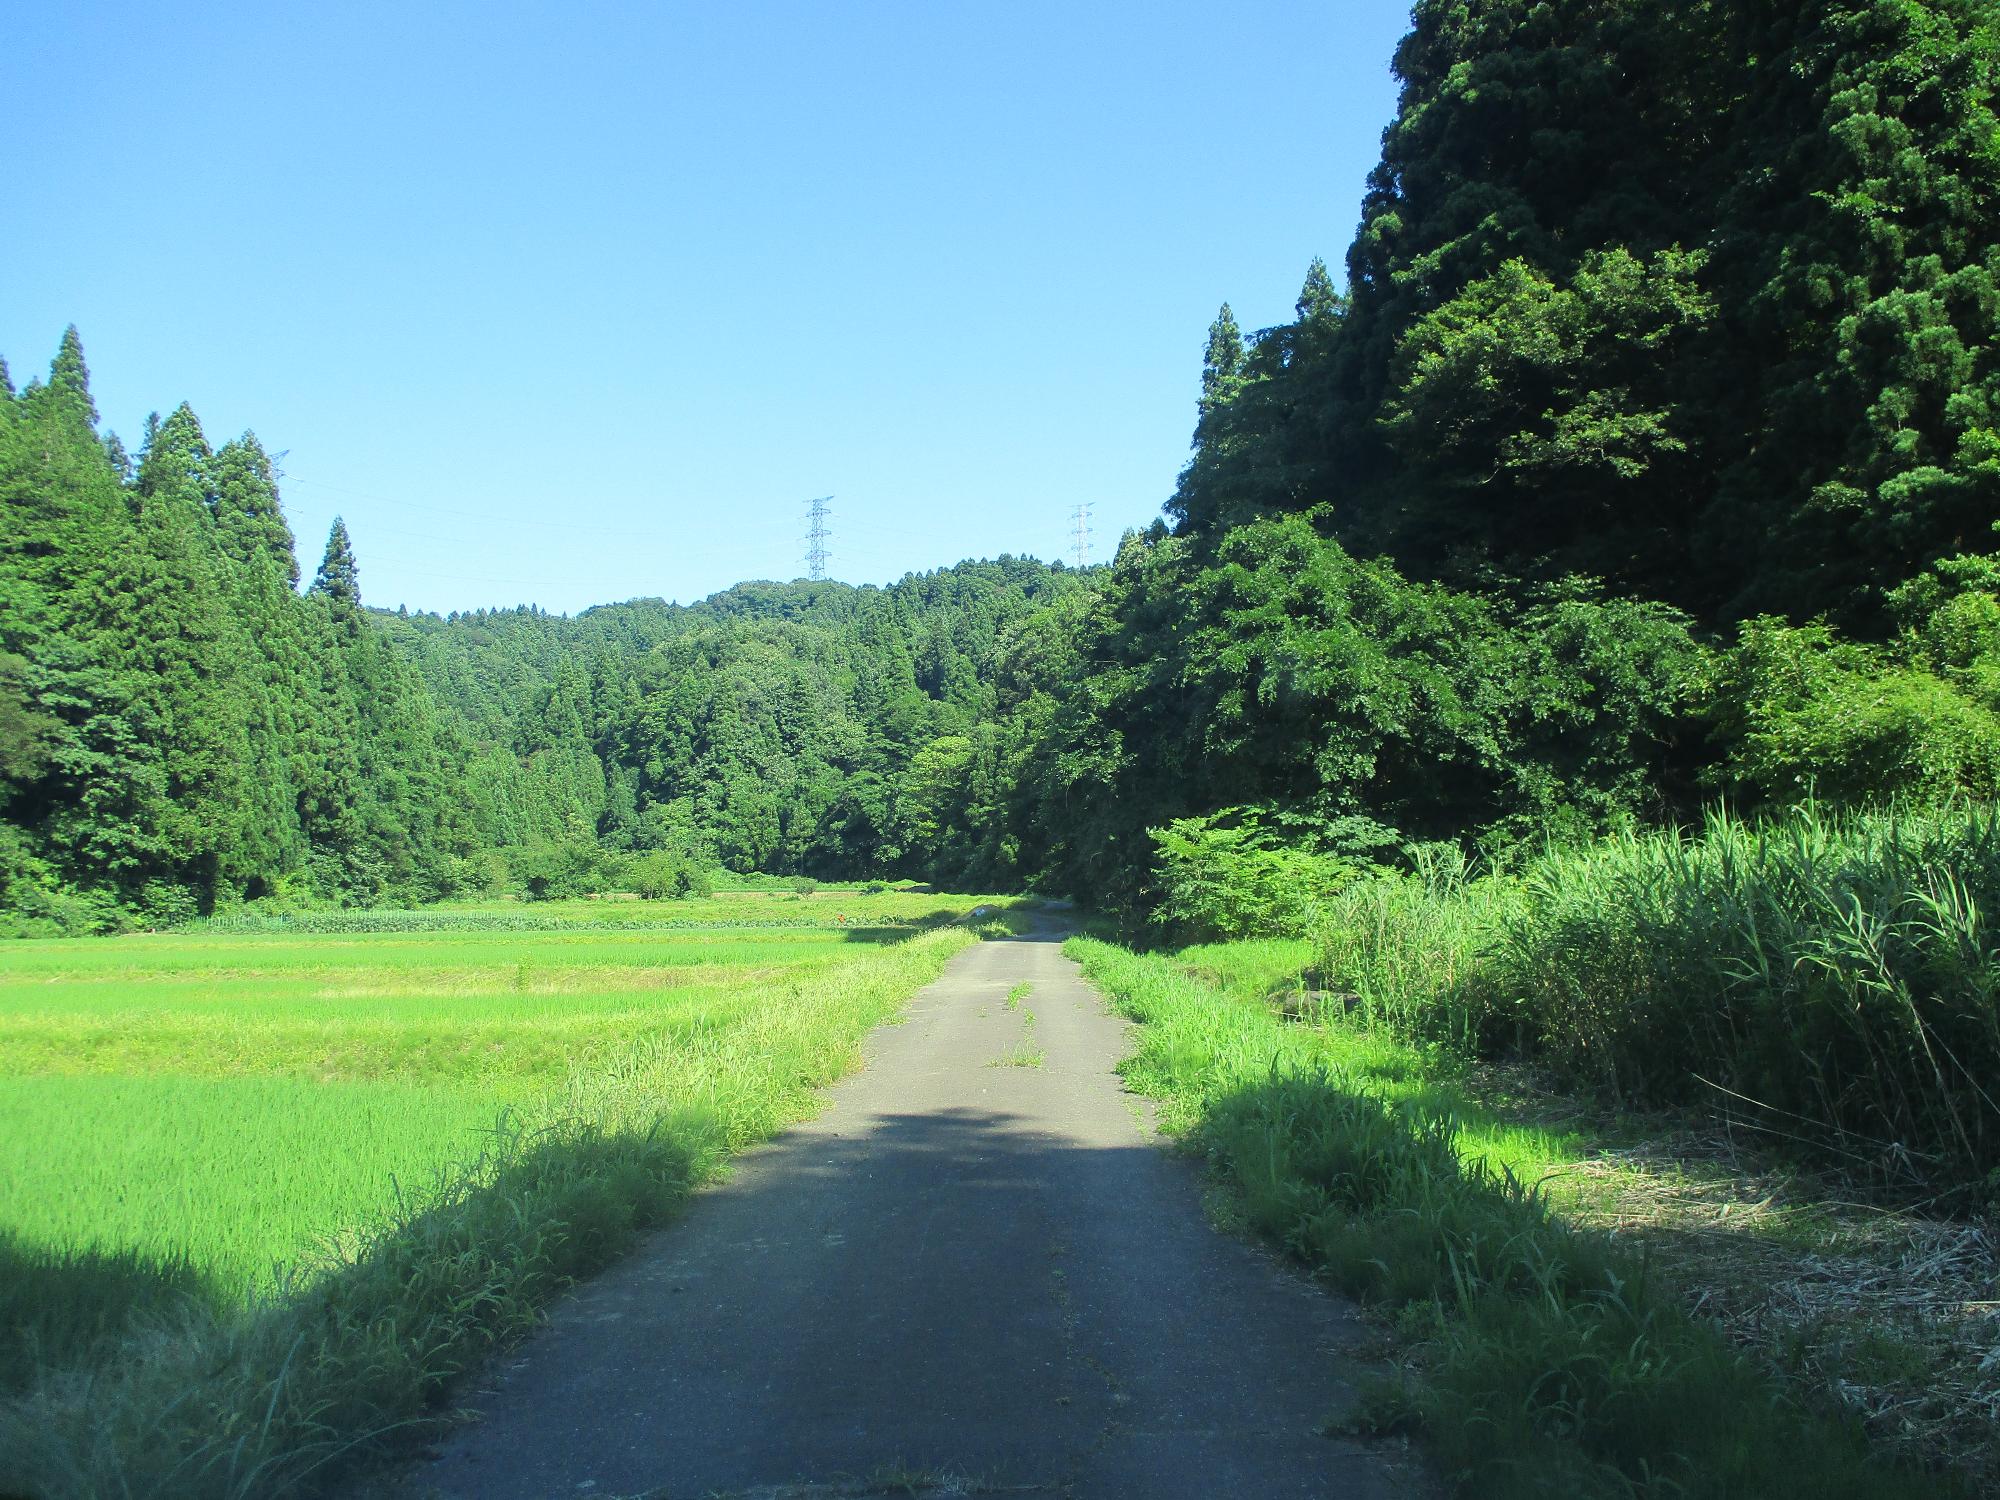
[185,888,984,936]
[0,1235,215,1396]
[0,1078,518,1297]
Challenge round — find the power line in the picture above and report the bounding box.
[805,495,833,581]
[1070,502,1093,568]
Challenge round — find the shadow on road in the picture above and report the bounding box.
[425,1092,1397,1500]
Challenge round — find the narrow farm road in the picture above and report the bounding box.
[416,919,1424,1500]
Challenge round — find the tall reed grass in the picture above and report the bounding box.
[1312,804,2000,1195]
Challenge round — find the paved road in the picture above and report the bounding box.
[415,922,1422,1500]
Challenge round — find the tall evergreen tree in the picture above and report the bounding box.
[99,434,254,911]
[1296,257,1341,324]
[137,405,216,520]
[1704,0,2000,622]
[46,327,98,430]
[212,434,298,581]
[1197,303,1246,424]
[311,517,362,628]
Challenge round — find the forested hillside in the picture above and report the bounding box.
[0,346,1086,928]
[1052,0,2000,916]
[1177,0,1999,626]
[0,347,471,928]
[380,564,1084,886]
[4,0,1997,938]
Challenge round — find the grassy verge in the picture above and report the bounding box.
[1070,936,1961,1499]
[0,922,981,1499]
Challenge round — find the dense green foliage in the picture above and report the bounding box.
[1057,0,2000,923]
[0,333,1087,926]
[383,561,1085,888]
[0,342,469,926]
[1024,515,1709,917]
[1172,0,2000,629]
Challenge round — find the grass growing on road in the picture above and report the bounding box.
[992,984,1044,1067]
[1070,936,1953,1499]
[0,894,1009,1499]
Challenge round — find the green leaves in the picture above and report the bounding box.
[1710,555,2000,804]
[1147,806,1363,940]
[1383,248,1713,487]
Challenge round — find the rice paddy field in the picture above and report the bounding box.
[0,888,1015,1499]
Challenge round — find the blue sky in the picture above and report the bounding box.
[4,2,1411,615]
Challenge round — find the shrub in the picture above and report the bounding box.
[1148,806,1365,940]
[630,850,713,900]
[1711,557,2000,807]
[0,873,127,940]
[136,879,201,928]
[510,841,621,901]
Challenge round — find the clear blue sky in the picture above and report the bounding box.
[4,2,1411,616]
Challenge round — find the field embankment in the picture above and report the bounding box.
[1071,908,1991,1497]
[0,890,1013,1499]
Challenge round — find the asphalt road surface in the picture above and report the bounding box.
[414,919,1424,1500]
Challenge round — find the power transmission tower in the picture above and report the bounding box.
[1069,502,1093,568]
[805,496,833,581]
